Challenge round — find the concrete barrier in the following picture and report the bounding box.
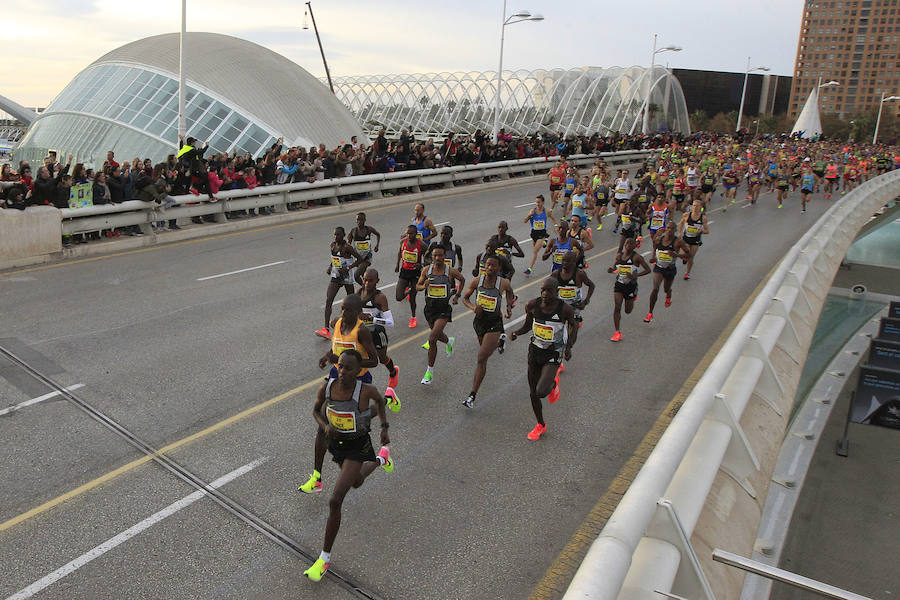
[0,206,61,269]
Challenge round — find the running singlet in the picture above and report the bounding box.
[686,168,700,187]
[551,237,573,271]
[801,173,815,191]
[425,264,451,304]
[616,255,636,284]
[549,168,564,186]
[673,178,686,194]
[614,178,631,199]
[332,318,370,376]
[825,165,839,179]
[564,176,577,195]
[352,229,372,255]
[400,239,423,270]
[571,193,587,218]
[684,213,703,241]
[412,216,432,241]
[530,208,548,232]
[494,236,515,259]
[531,300,567,352]
[475,275,501,314]
[620,212,638,232]
[331,249,354,280]
[323,378,370,436]
[555,270,582,306]
[649,206,668,231]
[360,292,382,329]
[594,185,608,203]
[655,241,676,268]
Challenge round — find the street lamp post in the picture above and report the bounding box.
[303,2,334,93]
[177,0,186,141]
[735,57,770,133]
[641,34,681,134]
[873,91,900,144]
[492,1,543,143]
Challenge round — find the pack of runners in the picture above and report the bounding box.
[298,135,897,582]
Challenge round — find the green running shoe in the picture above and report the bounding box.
[422,340,430,350]
[421,370,433,385]
[446,336,455,357]
[303,558,329,582]
[384,387,401,412]
[298,472,322,494]
[378,446,394,473]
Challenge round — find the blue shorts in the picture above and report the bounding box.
[578,215,587,228]
[326,365,373,383]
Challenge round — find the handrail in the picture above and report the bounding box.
[562,169,900,599]
[58,150,649,236]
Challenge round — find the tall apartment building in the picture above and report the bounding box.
[789,0,900,120]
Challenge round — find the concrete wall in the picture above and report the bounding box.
[0,206,61,269]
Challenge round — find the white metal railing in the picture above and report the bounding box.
[562,169,900,600]
[59,150,649,236]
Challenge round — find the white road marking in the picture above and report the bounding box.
[514,202,535,208]
[5,457,268,600]
[196,261,290,281]
[329,281,398,306]
[0,384,85,416]
[433,221,451,227]
[505,314,527,330]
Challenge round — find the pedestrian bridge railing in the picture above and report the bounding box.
[58,150,649,236]
[562,170,900,600]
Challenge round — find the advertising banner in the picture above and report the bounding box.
[877,317,900,342]
[68,183,93,209]
[851,364,900,430]
[868,338,900,370]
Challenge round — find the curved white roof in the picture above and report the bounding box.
[92,32,366,148]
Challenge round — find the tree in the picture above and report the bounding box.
[689,109,709,131]
[707,111,738,133]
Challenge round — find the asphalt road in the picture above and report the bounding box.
[0,178,835,600]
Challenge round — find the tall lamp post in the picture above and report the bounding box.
[177,0,186,141]
[735,57,770,132]
[873,92,900,144]
[492,2,543,143]
[641,34,681,134]
[303,2,334,93]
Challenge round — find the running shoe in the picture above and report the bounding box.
[801,208,806,213]
[684,273,691,280]
[665,297,672,307]
[643,312,653,323]
[548,384,560,404]
[556,363,565,376]
[584,262,589,269]
[384,387,401,412]
[421,371,433,385]
[613,226,619,234]
[587,215,593,221]
[446,336,455,357]
[409,317,418,328]
[596,224,603,231]
[527,423,547,440]
[610,331,623,342]
[497,333,507,354]
[463,394,475,408]
[378,446,394,473]
[304,558,329,582]
[777,203,782,209]
[635,236,642,248]
[314,327,332,339]
[298,473,323,494]
[524,267,533,275]
[722,206,727,213]
[388,366,399,389]
[422,340,430,350]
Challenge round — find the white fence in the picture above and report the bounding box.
[59,150,649,236]
[563,170,900,599]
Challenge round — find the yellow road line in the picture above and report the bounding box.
[526,257,777,600]
[0,240,620,532]
[0,179,540,278]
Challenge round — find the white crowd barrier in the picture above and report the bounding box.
[59,150,649,236]
[563,170,900,600]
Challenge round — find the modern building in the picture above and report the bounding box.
[672,68,792,118]
[12,32,366,167]
[330,66,691,138]
[789,0,900,120]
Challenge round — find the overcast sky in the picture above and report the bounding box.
[5,0,803,109]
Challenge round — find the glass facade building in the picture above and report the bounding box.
[15,32,366,167]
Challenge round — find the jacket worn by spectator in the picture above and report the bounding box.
[134,172,164,204]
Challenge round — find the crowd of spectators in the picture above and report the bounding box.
[0,128,682,245]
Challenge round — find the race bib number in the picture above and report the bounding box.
[355,240,370,252]
[402,250,418,263]
[621,215,632,225]
[558,286,577,300]
[596,192,606,200]
[553,251,564,264]
[360,312,375,325]
[638,195,647,203]
[476,292,498,312]
[657,250,672,263]
[651,217,664,229]
[427,283,448,299]
[533,321,554,341]
[416,233,423,240]
[572,198,583,209]
[686,225,700,236]
[496,247,509,258]
[618,265,633,276]
[566,183,575,191]
[326,406,356,432]
[703,178,713,185]
[444,258,454,268]
[533,219,546,230]
[331,256,342,268]
[333,340,356,355]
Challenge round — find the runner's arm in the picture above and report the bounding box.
[502,278,515,318]
[542,240,555,261]
[635,254,652,278]
[369,226,381,252]
[510,300,536,340]
[472,252,483,277]
[312,384,330,432]
[450,268,466,304]
[356,327,380,369]
[701,215,710,234]
[510,237,525,258]
[461,278,479,312]
[581,231,594,253]
[523,209,534,224]
[579,270,596,305]
[455,244,464,271]
[415,268,429,292]
[423,218,437,243]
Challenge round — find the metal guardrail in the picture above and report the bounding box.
[562,169,900,600]
[59,150,649,236]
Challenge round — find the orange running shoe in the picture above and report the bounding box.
[665,297,672,307]
[527,423,547,440]
[610,331,623,342]
[548,384,560,404]
[643,312,653,323]
[408,317,418,328]
[388,365,399,389]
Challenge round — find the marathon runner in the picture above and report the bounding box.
[644,222,690,323]
[547,160,565,210]
[347,212,381,285]
[568,214,594,269]
[523,194,557,275]
[316,227,363,339]
[617,198,643,252]
[460,255,516,408]
[679,199,710,280]
[423,225,464,272]
[608,237,651,342]
[542,221,582,273]
[410,203,437,244]
[395,223,426,328]
[721,167,739,210]
[646,194,670,252]
[612,169,633,232]
[824,160,839,199]
[488,220,525,279]
[554,251,595,348]
[800,166,815,213]
[358,269,399,389]
[510,278,577,441]
[591,176,611,230]
[417,245,465,385]
[775,166,790,209]
[302,350,394,583]
[473,239,515,280]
